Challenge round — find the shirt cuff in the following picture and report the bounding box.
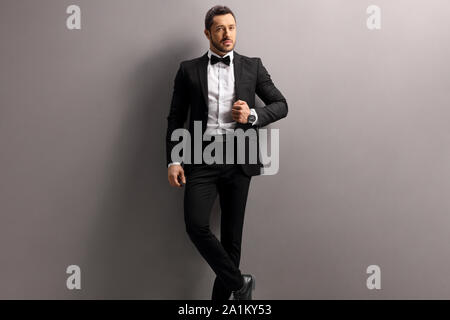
[168,162,181,168]
[250,108,258,125]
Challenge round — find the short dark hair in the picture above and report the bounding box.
[204,5,236,31]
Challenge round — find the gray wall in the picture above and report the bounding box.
[1,0,450,299]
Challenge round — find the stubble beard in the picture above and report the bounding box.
[211,37,234,55]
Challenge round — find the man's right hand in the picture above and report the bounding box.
[168,164,186,188]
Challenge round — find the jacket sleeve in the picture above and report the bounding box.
[253,58,288,127]
[166,62,190,166]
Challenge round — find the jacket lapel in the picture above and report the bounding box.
[232,51,246,129]
[233,51,243,101]
[197,52,209,110]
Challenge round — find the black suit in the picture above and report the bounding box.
[166,50,288,176]
[166,51,288,300]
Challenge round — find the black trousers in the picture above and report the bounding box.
[183,134,252,300]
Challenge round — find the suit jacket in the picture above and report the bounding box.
[166,50,288,177]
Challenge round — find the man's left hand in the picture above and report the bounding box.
[232,100,251,124]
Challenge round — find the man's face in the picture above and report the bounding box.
[205,13,236,55]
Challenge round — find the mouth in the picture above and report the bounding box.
[223,40,232,45]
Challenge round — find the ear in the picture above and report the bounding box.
[204,29,210,40]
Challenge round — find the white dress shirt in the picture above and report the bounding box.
[168,49,258,168]
[205,49,237,136]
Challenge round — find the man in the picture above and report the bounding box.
[166,5,288,300]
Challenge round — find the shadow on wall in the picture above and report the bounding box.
[83,41,221,299]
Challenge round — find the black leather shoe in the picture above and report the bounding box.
[232,274,255,300]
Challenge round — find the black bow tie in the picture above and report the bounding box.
[210,55,231,66]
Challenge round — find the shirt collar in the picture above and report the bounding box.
[207,48,234,65]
